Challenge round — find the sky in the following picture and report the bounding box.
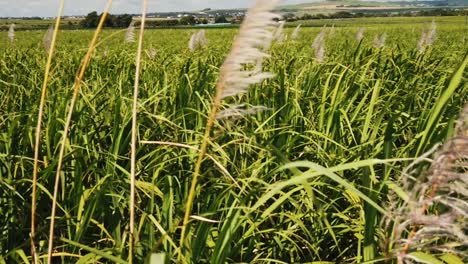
[0,0,314,17]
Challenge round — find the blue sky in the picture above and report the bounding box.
[0,0,314,17]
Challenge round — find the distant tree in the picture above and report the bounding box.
[99,12,114,27]
[80,11,99,28]
[283,13,296,21]
[82,11,97,28]
[66,21,75,29]
[80,12,133,28]
[115,14,133,27]
[330,11,353,19]
[180,15,196,25]
[215,15,228,23]
[201,18,209,24]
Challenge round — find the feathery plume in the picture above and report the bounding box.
[179,0,281,254]
[8,23,15,43]
[217,2,279,100]
[146,47,157,59]
[312,26,327,64]
[312,25,326,49]
[356,27,365,42]
[188,33,197,51]
[416,28,428,52]
[417,19,437,53]
[383,104,468,263]
[216,104,269,120]
[315,45,325,64]
[43,25,54,53]
[274,20,286,43]
[373,32,386,48]
[291,24,301,40]
[198,30,207,46]
[125,21,136,43]
[188,30,208,51]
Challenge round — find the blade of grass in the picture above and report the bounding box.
[416,53,468,155]
[60,238,126,264]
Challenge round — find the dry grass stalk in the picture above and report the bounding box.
[43,26,54,53]
[30,3,65,264]
[188,30,208,51]
[356,27,365,42]
[129,1,148,262]
[384,104,468,263]
[291,24,301,40]
[179,0,280,258]
[8,24,15,43]
[46,1,114,263]
[373,32,387,48]
[125,21,136,43]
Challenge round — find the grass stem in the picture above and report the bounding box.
[129,0,148,263]
[46,1,113,263]
[31,1,64,263]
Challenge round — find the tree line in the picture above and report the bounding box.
[80,12,133,28]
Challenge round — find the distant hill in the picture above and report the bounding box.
[276,0,467,13]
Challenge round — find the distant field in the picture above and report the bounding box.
[279,0,468,15]
[289,15,468,27]
[0,18,80,30]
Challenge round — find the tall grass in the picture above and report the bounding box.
[0,15,466,263]
[129,0,148,263]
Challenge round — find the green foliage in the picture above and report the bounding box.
[214,16,229,24]
[80,11,133,28]
[179,16,196,26]
[0,17,466,263]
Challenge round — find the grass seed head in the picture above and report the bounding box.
[356,27,365,41]
[373,32,386,48]
[274,20,286,43]
[291,24,301,40]
[384,104,468,263]
[43,25,54,53]
[417,20,437,53]
[8,23,15,43]
[216,104,269,120]
[217,0,280,100]
[125,21,136,43]
[312,26,327,63]
[189,30,208,51]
